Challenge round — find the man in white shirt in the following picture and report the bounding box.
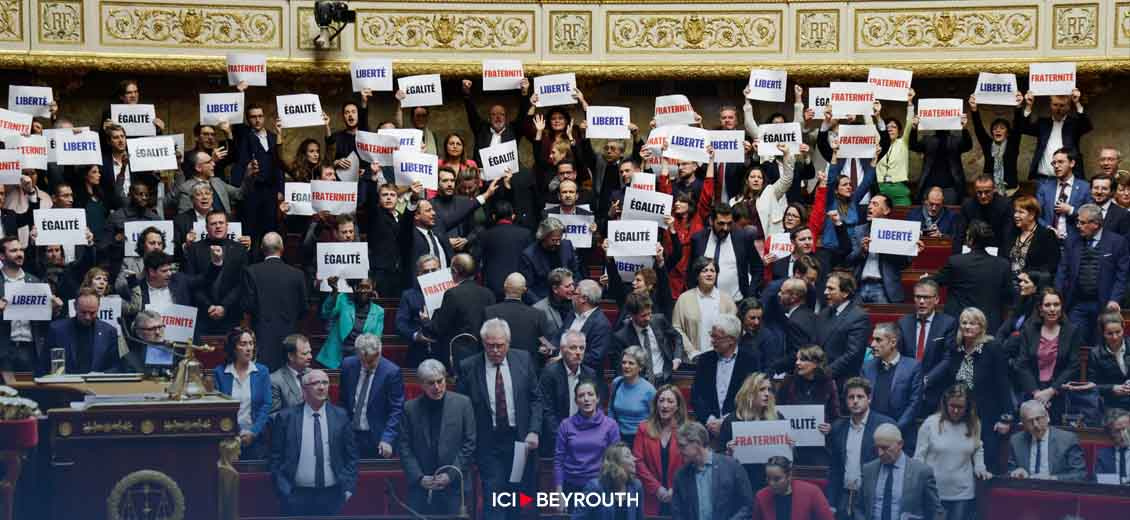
[1008,399,1087,481]
[0,236,62,381]
[1021,88,1091,182]
[823,378,896,519]
[560,279,612,371]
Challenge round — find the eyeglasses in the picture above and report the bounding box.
[304,380,330,387]
[138,324,165,331]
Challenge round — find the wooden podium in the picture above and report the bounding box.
[14,378,238,520]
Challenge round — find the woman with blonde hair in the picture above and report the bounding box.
[632,384,687,515]
[574,443,644,520]
[719,372,787,490]
[914,384,993,520]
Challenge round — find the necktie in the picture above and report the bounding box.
[352,369,373,430]
[916,318,928,361]
[641,326,652,354]
[494,363,509,428]
[850,159,859,189]
[313,412,326,488]
[1055,182,1069,229]
[427,230,447,268]
[713,235,723,268]
[881,463,895,520]
[1119,447,1127,482]
[717,163,727,203]
[1034,437,1043,475]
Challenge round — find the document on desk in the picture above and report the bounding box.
[509,441,528,483]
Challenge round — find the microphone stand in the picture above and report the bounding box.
[448,332,478,373]
[386,479,429,520]
[430,465,468,518]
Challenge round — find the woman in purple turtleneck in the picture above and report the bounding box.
[555,379,621,509]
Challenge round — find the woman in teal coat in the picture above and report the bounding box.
[316,276,385,368]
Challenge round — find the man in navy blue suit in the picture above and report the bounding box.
[906,187,961,244]
[218,99,283,248]
[688,203,764,300]
[1036,148,1090,241]
[43,289,120,375]
[824,378,895,519]
[847,193,921,304]
[270,369,358,516]
[895,279,956,418]
[519,218,584,302]
[396,255,439,369]
[339,334,404,459]
[1095,409,1130,483]
[1056,203,1130,345]
[558,279,612,372]
[862,323,922,450]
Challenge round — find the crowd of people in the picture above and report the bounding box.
[4,74,1130,519]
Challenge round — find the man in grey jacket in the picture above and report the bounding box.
[269,334,312,415]
[1007,399,1088,481]
[855,423,940,520]
[671,421,753,520]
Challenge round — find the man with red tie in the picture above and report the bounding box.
[893,279,956,419]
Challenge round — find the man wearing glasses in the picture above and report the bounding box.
[958,174,1011,249]
[1055,203,1129,345]
[1007,400,1087,481]
[1036,148,1090,241]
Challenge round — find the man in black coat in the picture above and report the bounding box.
[558,279,612,372]
[537,330,606,456]
[909,113,973,204]
[611,292,683,385]
[398,197,454,287]
[818,272,871,384]
[763,277,821,374]
[361,175,403,298]
[425,254,496,369]
[461,77,530,166]
[519,218,584,302]
[688,203,764,300]
[691,314,758,438]
[172,181,215,261]
[182,210,249,334]
[1079,173,1130,237]
[928,220,1013,333]
[959,175,1012,248]
[478,200,534,300]
[242,232,308,371]
[483,273,553,369]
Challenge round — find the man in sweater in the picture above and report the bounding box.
[1056,204,1129,345]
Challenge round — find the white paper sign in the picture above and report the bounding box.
[586,106,630,139]
[3,282,53,321]
[836,125,879,159]
[334,151,359,182]
[418,269,457,317]
[608,220,658,257]
[1029,62,1076,96]
[654,95,696,127]
[192,221,242,242]
[533,73,577,107]
[829,82,875,118]
[284,183,314,216]
[147,303,198,343]
[481,140,519,181]
[33,209,87,245]
[393,149,438,190]
[316,242,370,280]
[613,256,654,283]
[0,149,21,184]
[917,99,964,131]
[124,220,175,256]
[127,136,178,172]
[663,126,710,163]
[14,134,47,171]
[622,187,672,229]
[377,128,423,150]
[509,441,528,484]
[111,104,157,137]
[310,180,358,215]
[644,126,679,175]
[731,420,792,464]
[765,232,793,262]
[708,130,745,164]
[747,69,788,102]
[867,68,913,101]
[355,130,398,166]
[226,54,267,87]
[398,74,443,108]
[1096,474,1123,485]
[630,172,656,191]
[8,85,52,118]
[808,87,831,113]
[777,404,826,447]
[68,295,123,334]
[277,94,323,129]
[557,214,594,249]
[482,60,524,91]
[199,92,245,125]
[869,218,921,256]
[55,130,101,165]
[974,73,1020,106]
[350,59,393,92]
[756,122,802,157]
[0,108,32,137]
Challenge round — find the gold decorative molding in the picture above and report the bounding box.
[797,9,838,53]
[106,469,185,520]
[0,0,23,42]
[1115,2,1130,48]
[162,418,213,433]
[1053,3,1098,49]
[39,0,83,44]
[354,9,535,53]
[140,419,155,434]
[606,11,782,54]
[82,420,135,434]
[297,6,338,51]
[550,10,591,54]
[99,2,283,49]
[855,6,1038,52]
[56,421,73,437]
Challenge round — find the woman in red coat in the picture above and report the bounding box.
[631,384,687,515]
[753,456,835,520]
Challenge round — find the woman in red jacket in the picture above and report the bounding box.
[631,384,687,515]
[753,456,835,520]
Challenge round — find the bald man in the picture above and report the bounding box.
[425,254,496,369]
[855,423,940,520]
[485,273,555,369]
[243,232,308,370]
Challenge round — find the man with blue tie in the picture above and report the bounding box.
[269,369,358,516]
[1095,409,1130,484]
[861,324,922,451]
[1036,148,1090,241]
[855,423,940,520]
[1056,203,1129,345]
[340,334,405,459]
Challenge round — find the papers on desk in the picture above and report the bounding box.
[32,373,143,384]
[34,374,84,384]
[1096,473,1124,485]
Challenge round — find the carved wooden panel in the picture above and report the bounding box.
[797,9,838,53]
[39,0,82,44]
[99,2,283,49]
[0,0,23,42]
[606,11,782,54]
[1114,2,1130,48]
[550,10,591,55]
[354,9,536,53]
[1053,3,1098,49]
[855,6,1038,52]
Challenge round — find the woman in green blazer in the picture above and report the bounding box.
[316,276,385,368]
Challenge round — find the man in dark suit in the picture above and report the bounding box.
[847,194,918,304]
[396,255,439,369]
[819,272,871,383]
[691,314,758,438]
[456,318,542,520]
[1008,400,1088,481]
[671,421,753,519]
[484,273,554,368]
[1080,173,1130,237]
[895,279,957,417]
[182,210,249,334]
[1018,89,1092,181]
[928,220,1013,333]
[862,324,922,449]
[558,279,612,372]
[1036,148,1090,241]
[689,203,764,300]
[1056,203,1130,345]
[269,369,358,516]
[825,378,896,520]
[764,278,820,374]
[339,334,404,459]
[42,289,120,375]
[906,186,961,247]
[519,217,584,302]
[543,178,594,220]
[908,113,972,204]
[172,181,215,260]
[959,175,1012,249]
[398,197,455,288]
[399,359,476,514]
[361,178,404,298]
[426,254,496,368]
[270,334,311,415]
[431,167,499,241]
[478,200,534,300]
[1094,409,1130,483]
[122,251,199,328]
[461,77,529,166]
[0,237,57,376]
[854,424,941,520]
[612,292,683,385]
[538,330,606,456]
[218,103,283,247]
[242,232,307,371]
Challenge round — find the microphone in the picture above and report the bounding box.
[385,479,429,520]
